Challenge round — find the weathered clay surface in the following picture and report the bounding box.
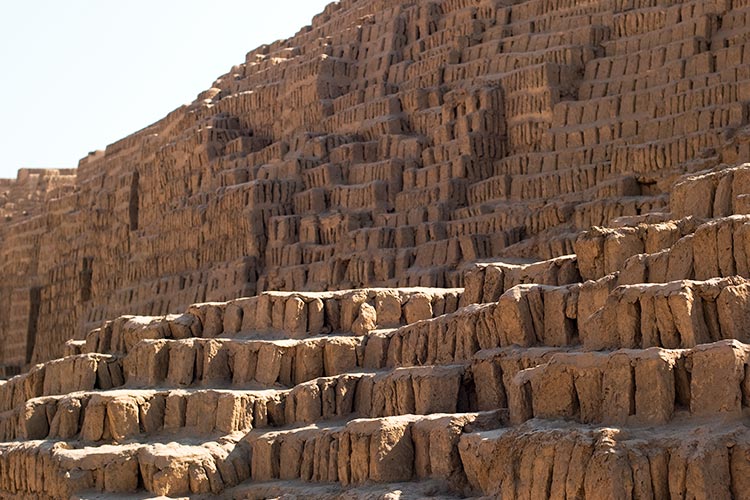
[3,0,750,498]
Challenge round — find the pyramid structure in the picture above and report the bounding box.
[2,0,750,497]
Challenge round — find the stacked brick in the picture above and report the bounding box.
[2,0,750,495]
[0,169,76,375]
[0,0,743,372]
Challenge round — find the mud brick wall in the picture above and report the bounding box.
[2,0,750,365]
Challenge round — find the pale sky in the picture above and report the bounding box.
[0,0,332,179]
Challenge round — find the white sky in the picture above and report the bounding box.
[0,0,332,178]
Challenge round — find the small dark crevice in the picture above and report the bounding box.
[458,370,477,413]
[702,299,722,343]
[129,171,139,231]
[674,354,692,410]
[571,374,581,421]
[78,395,90,429]
[567,316,580,346]
[632,299,642,348]
[520,380,534,421]
[25,287,41,364]
[629,363,637,416]
[80,257,93,303]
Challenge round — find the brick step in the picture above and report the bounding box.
[574,214,703,281]
[390,274,750,359]
[0,353,122,413]
[487,340,750,426]
[38,338,750,448]
[489,144,613,177]
[11,388,279,443]
[0,412,502,498]
[5,400,750,498]
[269,259,467,295]
[459,417,750,498]
[242,412,502,489]
[460,254,580,306]
[124,336,364,390]
[506,3,613,35]
[2,357,483,445]
[497,24,610,54]
[84,287,463,355]
[8,348,747,497]
[578,215,750,284]
[671,163,750,220]
[572,194,668,230]
[610,130,724,176]
[0,435,249,498]
[579,38,712,100]
[446,206,530,241]
[512,170,643,207]
[583,277,750,350]
[135,319,704,403]
[604,11,716,56]
[466,42,597,73]
[379,282,586,366]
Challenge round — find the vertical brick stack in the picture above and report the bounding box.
[2,1,750,495]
